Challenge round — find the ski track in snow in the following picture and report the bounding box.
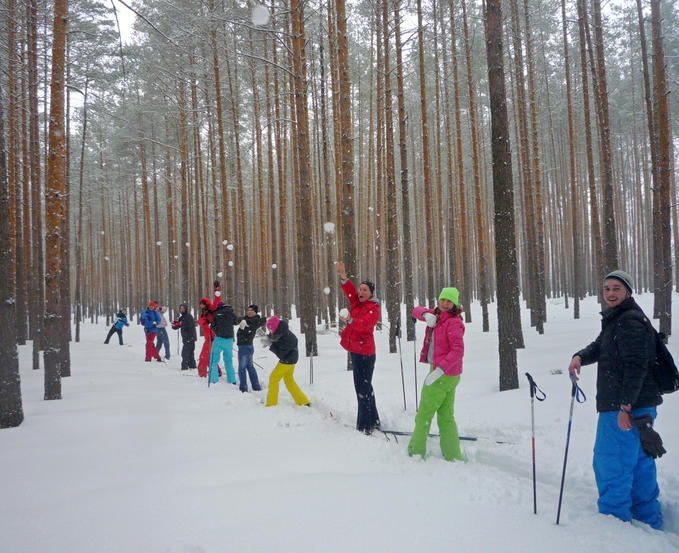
[2,294,679,553]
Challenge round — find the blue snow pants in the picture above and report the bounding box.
[209,337,236,384]
[238,344,261,392]
[593,407,662,529]
[155,327,170,359]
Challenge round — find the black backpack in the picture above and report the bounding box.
[652,330,679,394]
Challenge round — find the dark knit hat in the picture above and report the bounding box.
[604,270,634,295]
[360,280,375,296]
[248,304,259,313]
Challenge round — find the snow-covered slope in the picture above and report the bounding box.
[2,295,678,553]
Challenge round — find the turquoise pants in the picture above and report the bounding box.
[209,337,236,384]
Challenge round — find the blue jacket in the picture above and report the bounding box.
[140,308,161,334]
[113,312,129,329]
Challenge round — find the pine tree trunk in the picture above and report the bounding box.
[485,0,522,390]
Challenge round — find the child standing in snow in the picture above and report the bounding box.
[408,287,465,462]
[155,305,171,360]
[261,316,310,407]
[104,309,129,345]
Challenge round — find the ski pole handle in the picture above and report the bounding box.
[525,372,546,401]
[569,372,586,403]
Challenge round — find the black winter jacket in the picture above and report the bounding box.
[269,320,299,364]
[574,297,662,412]
[173,311,197,343]
[236,314,265,346]
[211,304,238,339]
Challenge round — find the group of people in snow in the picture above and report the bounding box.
[105,267,667,530]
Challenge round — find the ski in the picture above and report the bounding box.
[377,428,514,445]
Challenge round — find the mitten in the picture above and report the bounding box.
[424,367,444,386]
[260,335,272,348]
[633,414,666,459]
[238,319,248,330]
[423,312,437,327]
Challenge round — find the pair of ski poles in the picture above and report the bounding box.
[395,316,419,411]
[525,371,586,524]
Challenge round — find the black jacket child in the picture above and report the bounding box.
[269,319,299,365]
[211,303,238,339]
[574,297,661,412]
[172,307,197,343]
[237,314,266,346]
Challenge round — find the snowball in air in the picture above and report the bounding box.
[217,272,223,277]
[228,261,234,267]
[251,4,270,26]
[104,256,110,261]
[323,222,336,233]
[156,241,162,246]
[226,244,234,251]
[222,240,228,245]
[339,308,349,319]
[185,242,190,247]
[272,263,278,269]
[323,287,331,295]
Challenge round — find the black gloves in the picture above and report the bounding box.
[633,414,666,459]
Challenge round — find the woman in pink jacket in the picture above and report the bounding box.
[408,287,465,461]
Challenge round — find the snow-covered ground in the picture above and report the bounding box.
[2,294,678,553]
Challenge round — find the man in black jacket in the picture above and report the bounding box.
[209,301,238,384]
[568,270,663,529]
[236,305,265,392]
[171,303,197,370]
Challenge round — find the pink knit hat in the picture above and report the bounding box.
[266,315,281,333]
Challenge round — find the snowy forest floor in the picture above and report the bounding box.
[3,294,679,553]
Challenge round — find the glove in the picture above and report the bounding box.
[633,414,666,459]
[238,319,248,330]
[260,335,272,348]
[424,367,444,386]
[171,321,181,329]
[423,312,437,327]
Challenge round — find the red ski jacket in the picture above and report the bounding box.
[339,279,380,356]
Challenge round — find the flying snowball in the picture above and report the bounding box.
[174,255,178,259]
[222,240,228,245]
[217,272,223,277]
[323,287,331,295]
[339,308,349,319]
[251,4,270,26]
[228,261,234,267]
[226,244,234,251]
[100,230,105,235]
[185,242,190,247]
[323,222,336,234]
[272,263,278,269]
[156,241,162,246]
[104,256,110,261]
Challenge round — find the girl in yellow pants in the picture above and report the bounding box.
[262,316,310,407]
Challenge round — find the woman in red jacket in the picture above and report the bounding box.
[337,261,381,434]
[196,282,223,378]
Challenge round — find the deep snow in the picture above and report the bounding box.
[2,295,679,553]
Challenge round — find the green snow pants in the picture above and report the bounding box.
[408,373,462,461]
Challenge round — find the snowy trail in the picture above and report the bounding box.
[2,295,679,553]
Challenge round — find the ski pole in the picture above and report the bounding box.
[396,316,407,410]
[525,372,546,515]
[309,354,314,385]
[413,318,418,410]
[556,372,586,525]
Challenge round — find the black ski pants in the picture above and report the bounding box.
[350,352,380,433]
[105,326,123,345]
[181,341,197,370]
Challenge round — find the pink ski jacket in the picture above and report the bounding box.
[412,306,465,376]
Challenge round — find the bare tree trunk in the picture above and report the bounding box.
[485,0,522,390]
[44,0,69,400]
[0,82,24,427]
[650,0,672,335]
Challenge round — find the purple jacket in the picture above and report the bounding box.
[412,306,465,376]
